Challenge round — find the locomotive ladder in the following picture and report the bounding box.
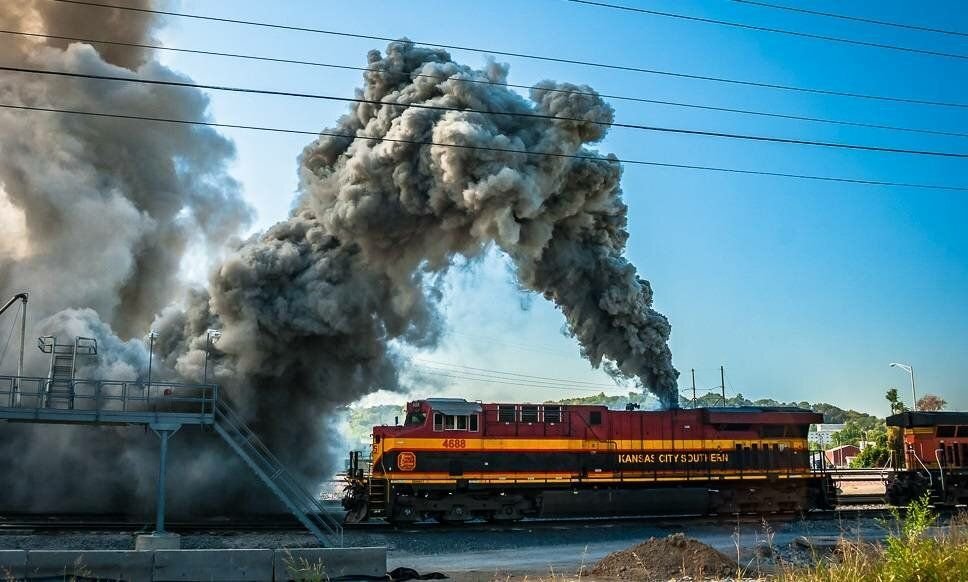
[366,433,388,517]
[213,398,344,546]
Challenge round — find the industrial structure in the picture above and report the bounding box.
[0,299,342,547]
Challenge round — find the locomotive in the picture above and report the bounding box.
[342,398,833,523]
[885,411,968,506]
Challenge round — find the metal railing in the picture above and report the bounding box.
[213,398,343,546]
[0,373,341,545]
[0,375,218,423]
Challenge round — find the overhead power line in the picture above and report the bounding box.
[731,0,968,39]
[4,65,965,159]
[411,366,608,393]
[3,29,964,139]
[1,101,965,192]
[49,0,968,109]
[566,0,968,61]
[415,359,625,390]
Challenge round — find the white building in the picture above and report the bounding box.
[808,423,845,448]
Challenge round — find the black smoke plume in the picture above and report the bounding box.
[0,4,677,512]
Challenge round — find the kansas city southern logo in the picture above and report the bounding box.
[618,452,730,464]
[397,451,417,471]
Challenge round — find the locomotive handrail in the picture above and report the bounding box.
[934,448,946,502]
[910,449,933,488]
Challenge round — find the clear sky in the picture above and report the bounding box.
[148,0,966,416]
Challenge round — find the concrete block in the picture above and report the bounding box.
[25,550,153,582]
[136,533,181,550]
[0,550,26,580]
[274,547,387,581]
[153,549,274,581]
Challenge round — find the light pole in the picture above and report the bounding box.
[890,363,917,409]
[203,329,221,383]
[146,330,158,392]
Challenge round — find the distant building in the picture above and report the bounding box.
[809,423,845,449]
[825,444,860,468]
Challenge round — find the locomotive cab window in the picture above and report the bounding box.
[589,411,602,425]
[434,413,479,431]
[404,411,426,426]
[937,426,956,438]
[957,426,968,437]
[498,405,515,422]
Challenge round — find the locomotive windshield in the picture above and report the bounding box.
[405,410,426,426]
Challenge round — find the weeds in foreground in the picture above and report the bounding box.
[779,495,968,581]
[283,550,329,582]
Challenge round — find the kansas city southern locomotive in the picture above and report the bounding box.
[343,398,833,523]
[885,411,968,506]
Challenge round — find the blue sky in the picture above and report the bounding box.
[152,0,967,415]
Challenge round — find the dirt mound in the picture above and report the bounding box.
[592,533,737,581]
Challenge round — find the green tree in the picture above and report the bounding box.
[886,387,907,414]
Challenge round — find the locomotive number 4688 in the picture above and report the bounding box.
[442,438,467,448]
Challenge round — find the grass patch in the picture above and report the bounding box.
[282,551,328,582]
[780,495,968,581]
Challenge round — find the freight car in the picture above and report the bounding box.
[885,411,968,506]
[342,398,833,523]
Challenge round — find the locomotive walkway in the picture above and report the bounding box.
[0,373,343,547]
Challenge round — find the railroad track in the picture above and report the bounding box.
[0,506,894,534]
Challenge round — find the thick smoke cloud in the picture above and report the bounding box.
[0,0,251,339]
[0,0,254,513]
[0,2,677,513]
[152,41,679,487]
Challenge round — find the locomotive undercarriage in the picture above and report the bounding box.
[346,477,831,524]
[886,469,968,506]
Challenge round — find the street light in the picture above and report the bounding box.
[203,329,221,384]
[890,362,917,409]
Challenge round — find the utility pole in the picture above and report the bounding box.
[720,365,726,407]
[691,368,696,408]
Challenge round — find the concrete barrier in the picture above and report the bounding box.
[25,550,153,582]
[0,550,26,580]
[153,548,274,581]
[273,547,387,580]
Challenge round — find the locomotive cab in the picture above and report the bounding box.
[885,411,968,505]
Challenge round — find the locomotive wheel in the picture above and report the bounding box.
[433,504,471,524]
[485,504,523,523]
[388,504,419,525]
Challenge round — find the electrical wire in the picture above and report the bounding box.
[445,331,577,357]
[731,0,968,39]
[2,101,965,192]
[415,359,624,389]
[566,0,968,60]
[48,0,968,109]
[410,366,609,393]
[3,28,965,139]
[4,65,965,159]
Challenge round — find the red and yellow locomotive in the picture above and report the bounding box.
[343,398,832,523]
[885,411,968,505]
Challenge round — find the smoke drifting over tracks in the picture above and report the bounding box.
[0,2,677,513]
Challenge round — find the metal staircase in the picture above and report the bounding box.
[38,336,97,409]
[212,398,343,546]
